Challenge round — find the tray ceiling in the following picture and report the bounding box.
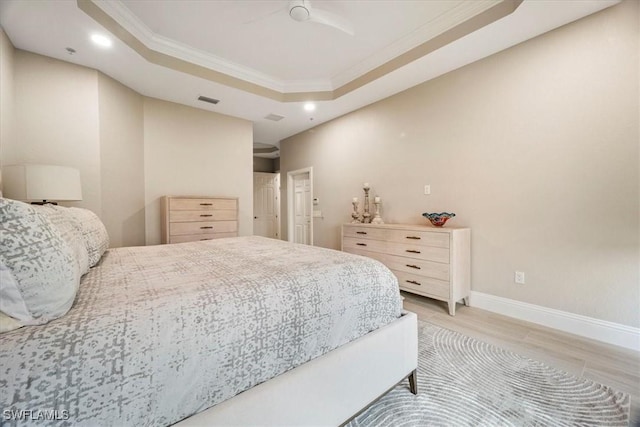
[0,0,620,146]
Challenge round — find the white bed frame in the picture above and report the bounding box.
[176,311,418,426]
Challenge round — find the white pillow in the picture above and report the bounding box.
[68,207,109,267]
[0,198,79,324]
[0,260,31,320]
[0,311,23,333]
[33,204,90,276]
[0,261,27,332]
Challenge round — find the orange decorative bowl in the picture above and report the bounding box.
[422,212,456,227]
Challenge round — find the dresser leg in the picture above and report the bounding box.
[408,369,418,395]
[448,301,456,316]
[463,297,470,306]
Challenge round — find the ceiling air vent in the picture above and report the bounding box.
[198,95,220,105]
[264,113,284,122]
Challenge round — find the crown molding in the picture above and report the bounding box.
[79,0,522,102]
[93,0,291,92]
[330,0,502,88]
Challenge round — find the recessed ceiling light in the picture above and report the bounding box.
[90,34,112,48]
[304,103,316,112]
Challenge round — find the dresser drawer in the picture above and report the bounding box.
[343,236,383,252]
[170,198,237,211]
[380,253,450,281]
[385,228,449,249]
[343,246,449,282]
[392,270,450,299]
[169,210,237,222]
[170,232,237,244]
[343,237,449,263]
[170,221,237,236]
[387,241,449,263]
[343,225,387,240]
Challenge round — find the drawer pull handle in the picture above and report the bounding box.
[356,231,367,235]
[406,264,421,270]
[406,236,421,240]
[356,243,367,246]
[200,238,213,241]
[200,226,214,229]
[406,280,421,286]
[200,203,213,206]
[406,249,421,254]
[200,214,213,217]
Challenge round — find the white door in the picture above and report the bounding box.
[293,172,311,244]
[287,167,313,245]
[253,172,279,238]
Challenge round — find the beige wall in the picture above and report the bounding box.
[253,156,276,173]
[9,50,102,215]
[143,97,253,245]
[281,1,639,328]
[1,49,146,247]
[0,29,14,173]
[1,45,252,247]
[98,73,146,247]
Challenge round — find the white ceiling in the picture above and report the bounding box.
[117,0,495,88]
[0,0,620,150]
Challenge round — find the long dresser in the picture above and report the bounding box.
[342,223,470,316]
[161,196,238,244]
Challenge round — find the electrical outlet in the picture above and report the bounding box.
[514,271,525,284]
[424,185,431,195]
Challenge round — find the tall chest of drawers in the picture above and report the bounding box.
[161,196,238,244]
[342,223,470,316]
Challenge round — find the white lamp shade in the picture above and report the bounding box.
[2,164,82,202]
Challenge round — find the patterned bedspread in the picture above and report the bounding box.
[0,236,402,426]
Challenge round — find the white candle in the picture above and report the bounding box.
[352,197,358,202]
[363,182,370,188]
[374,196,381,203]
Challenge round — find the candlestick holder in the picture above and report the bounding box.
[349,184,384,224]
[351,201,361,223]
[371,200,384,224]
[362,185,371,224]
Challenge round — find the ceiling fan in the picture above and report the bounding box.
[246,0,355,36]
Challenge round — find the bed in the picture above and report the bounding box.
[0,198,417,426]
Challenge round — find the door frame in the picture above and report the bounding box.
[287,167,313,245]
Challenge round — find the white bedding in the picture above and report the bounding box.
[0,236,402,426]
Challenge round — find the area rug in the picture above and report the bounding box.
[348,321,630,426]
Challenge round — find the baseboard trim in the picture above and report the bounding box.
[469,291,640,352]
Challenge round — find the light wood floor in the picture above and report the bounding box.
[402,292,640,425]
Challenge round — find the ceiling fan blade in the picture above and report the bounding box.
[308,8,355,36]
[242,5,285,25]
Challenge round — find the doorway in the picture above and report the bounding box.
[253,172,280,239]
[287,167,313,245]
